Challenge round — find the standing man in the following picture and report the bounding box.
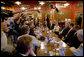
[76,14,82,27]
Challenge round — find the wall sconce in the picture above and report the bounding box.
[1,7,5,10]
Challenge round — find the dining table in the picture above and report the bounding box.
[34,27,74,56]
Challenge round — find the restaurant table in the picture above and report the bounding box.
[36,29,74,56]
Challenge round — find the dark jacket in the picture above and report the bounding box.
[29,28,36,37]
[64,29,76,43]
[46,17,50,29]
[61,26,70,37]
[76,16,82,27]
[49,23,55,30]
[34,18,39,27]
[64,29,81,48]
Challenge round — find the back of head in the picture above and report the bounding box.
[76,29,83,41]
[19,25,29,36]
[73,25,80,31]
[70,23,74,27]
[16,35,32,54]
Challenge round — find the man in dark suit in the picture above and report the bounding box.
[43,19,47,28]
[59,22,70,38]
[64,25,81,48]
[46,17,50,29]
[63,23,74,42]
[29,22,36,37]
[34,18,39,27]
[49,20,55,30]
[76,14,82,27]
[46,16,55,30]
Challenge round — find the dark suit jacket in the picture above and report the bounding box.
[46,17,50,29]
[29,27,36,37]
[64,29,76,43]
[64,29,81,48]
[61,26,70,37]
[34,18,39,27]
[69,33,81,48]
[49,23,55,30]
[77,16,82,27]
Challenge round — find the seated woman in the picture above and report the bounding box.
[70,29,83,56]
[15,35,36,56]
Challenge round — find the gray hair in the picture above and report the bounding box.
[77,29,83,40]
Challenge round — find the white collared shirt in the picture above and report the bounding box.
[1,31,7,50]
[54,26,59,32]
[70,43,83,56]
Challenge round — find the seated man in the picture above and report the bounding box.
[70,29,83,56]
[49,20,55,30]
[58,22,70,38]
[63,23,75,43]
[29,22,36,37]
[15,35,36,56]
[18,25,41,49]
[64,25,81,48]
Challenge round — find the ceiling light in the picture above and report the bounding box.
[39,1,45,5]
[56,4,64,7]
[1,1,5,4]
[56,3,70,8]
[15,1,21,5]
[64,3,70,7]
[1,7,5,9]
[65,19,68,21]
[34,7,38,10]
[21,7,26,10]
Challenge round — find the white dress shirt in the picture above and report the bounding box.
[65,28,73,38]
[1,31,7,50]
[70,43,83,56]
[54,26,60,32]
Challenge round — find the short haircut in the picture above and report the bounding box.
[73,25,80,31]
[77,29,83,40]
[70,23,74,27]
[19,25,29,36]
[16,35,32,54]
